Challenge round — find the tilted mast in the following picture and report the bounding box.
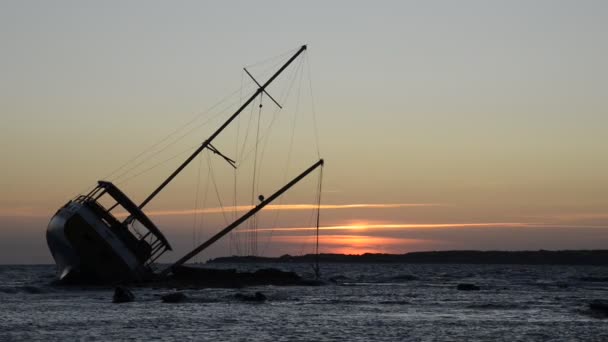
[134,45,308,212]
[121,44,322,272]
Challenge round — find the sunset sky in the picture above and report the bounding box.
[1,1,607,263]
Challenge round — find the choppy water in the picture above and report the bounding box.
[1,263,608,341]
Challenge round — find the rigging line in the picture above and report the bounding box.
[102,81,257,182]
[236,54,301,166]
[110,95,247,183]
[198,156,212,263]
[236,93,258,163]
[233,89,257,255]
[235,52,303,254]
[249,93,264,256]
[305,51,322,159]
[191,154,203,255]
[255,56,305,179]
[237,55,304,166]
[293,179,320,256]
[107,61,284,183]
[115,145,198,186]
[259,57,306,256]
[258,53,305,180]
[206,151,230,227]
[234,60,289,253]
[262,51,318,251]
[234,71,244,212]
[314,165,324,274]
[101,49,289,183]
[237,45,299,161]
[231,70,245,256]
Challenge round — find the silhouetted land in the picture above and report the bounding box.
[208,250,608,266]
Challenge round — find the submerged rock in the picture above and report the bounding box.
[112,286,134,303]
[298,279,325,286]
[170,266,302,288]
[252,268,300,285]
[589,300,608,315]
[329,275,350,284]
[580,276,608,282]
[457,283,480,291]
[235,291,267,302]
[161,292,187,303]
[20,285,45,294]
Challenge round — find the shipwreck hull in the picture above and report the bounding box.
[47,181,172,283]
[47,202,148,283]
[45,45,319,285]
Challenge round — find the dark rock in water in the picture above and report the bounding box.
[298,279,325,286]
[329,275,348,284]
[589,300,608,315]
[0,287,18,294]
[580,276,608,282]
[113,286,134,303]
[161,292,187,303]
[457,283,480,291]
[170,266,302,288]
[235,291,267,302]
[329,275,353,285]
[252,268,301,285]
[20,285,45,294]
[172,266,242,288]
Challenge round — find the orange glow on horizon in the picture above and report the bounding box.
[271,234,433,255]
[245,222,533,232]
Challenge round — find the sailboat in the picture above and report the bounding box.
[46,45,323,283]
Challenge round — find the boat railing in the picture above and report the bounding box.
[74,182,172,265]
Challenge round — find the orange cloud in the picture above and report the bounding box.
[118,203,441,218]
[538,213,608,222]
[247,222,532,232]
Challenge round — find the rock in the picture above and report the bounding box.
[589,300,608,315]
[580,276,608,282]
[161,292,187,303]
[170,266,302,287]
[112,286,134,303]
[298,279,325,286]
[235,291,267,302]
[252,268,301,285]
[254,292,267,301]
[457,283,480,291]
[329,275,350,284]
[20,286,45,294]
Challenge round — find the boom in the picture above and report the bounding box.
[160,158,324,276]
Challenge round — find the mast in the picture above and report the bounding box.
[160,158,324,276]
[136,45,308,211]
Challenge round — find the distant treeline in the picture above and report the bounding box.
[207,250,608,265]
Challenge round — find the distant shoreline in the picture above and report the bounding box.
[207,250,608,266]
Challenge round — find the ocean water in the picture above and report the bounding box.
[1,263,608,341]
